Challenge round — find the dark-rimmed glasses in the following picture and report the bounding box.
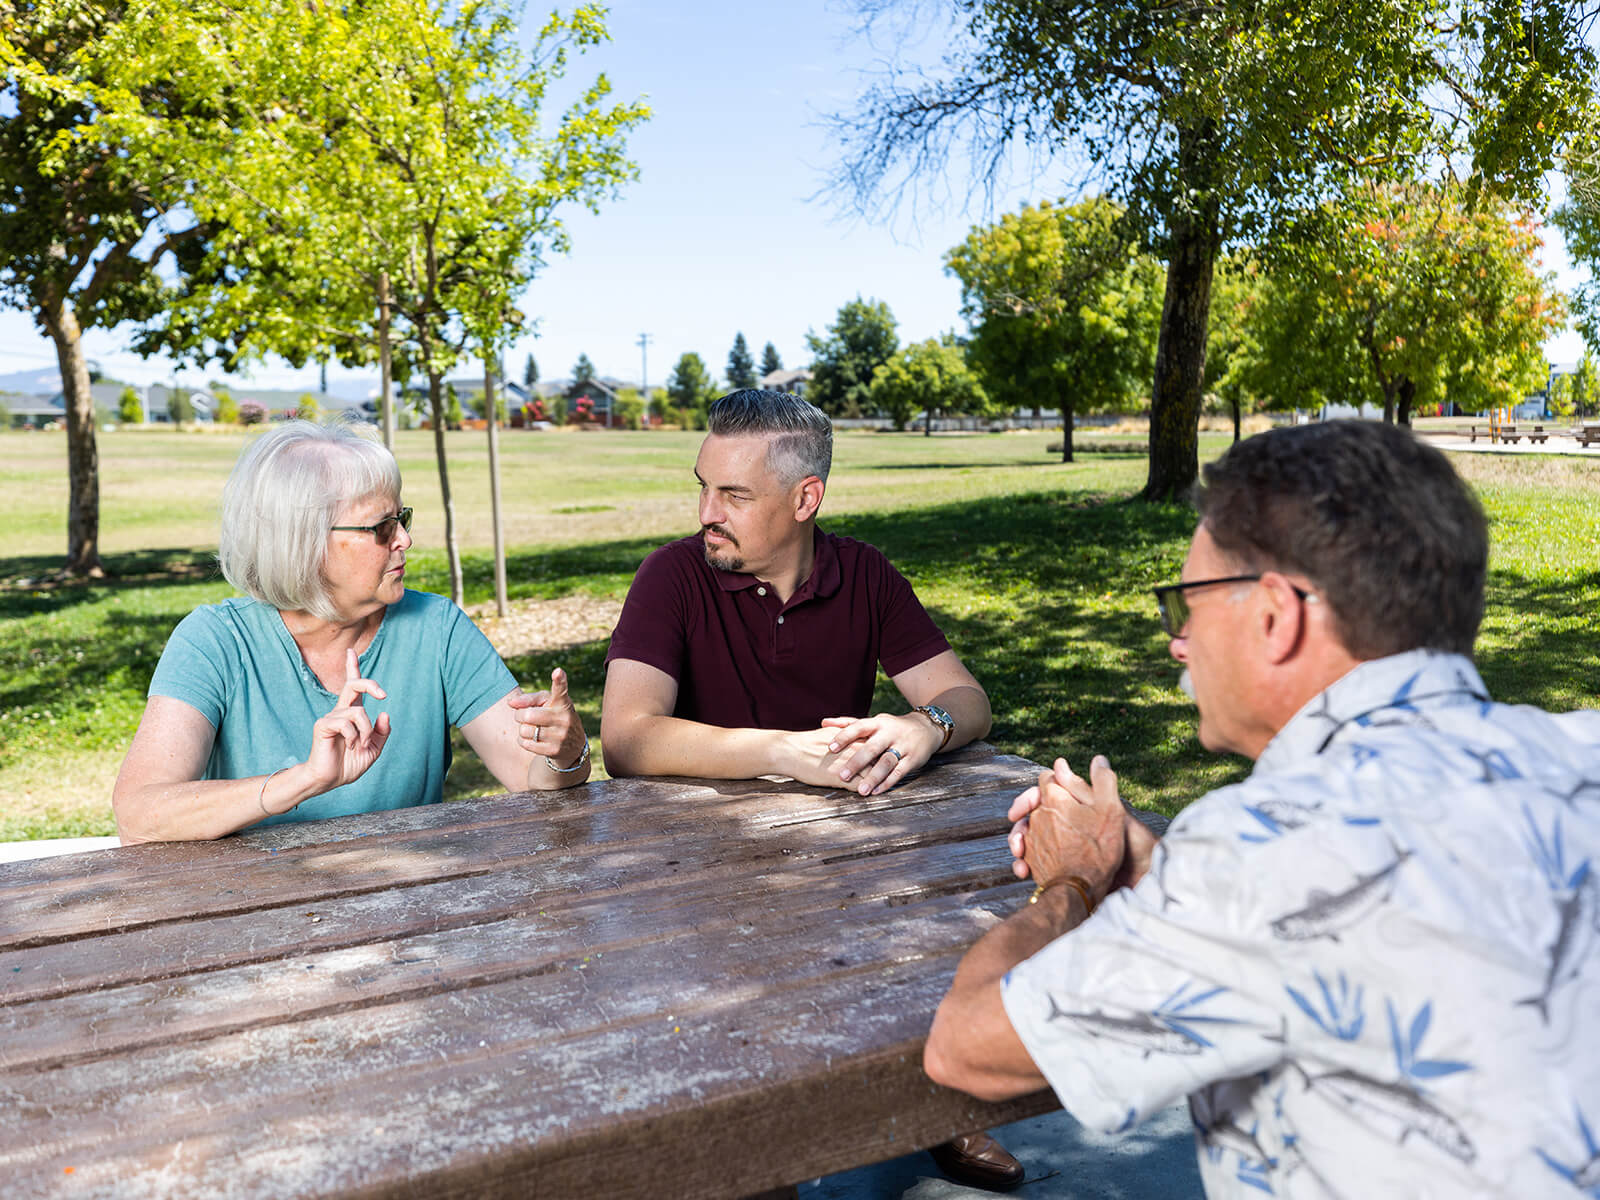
[1152,574,1311,638]
[330,506,413,544]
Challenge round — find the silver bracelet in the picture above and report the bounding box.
[257,767,289,817]
[545,738,590,774]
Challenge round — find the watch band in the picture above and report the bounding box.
[913,704,954,751]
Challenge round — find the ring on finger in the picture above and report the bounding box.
[885,747,903,762]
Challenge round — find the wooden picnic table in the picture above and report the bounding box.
[0,744,1068,1199]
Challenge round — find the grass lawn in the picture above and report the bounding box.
[2,425,1598,841]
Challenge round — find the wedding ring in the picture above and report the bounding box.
[885,747,903,762]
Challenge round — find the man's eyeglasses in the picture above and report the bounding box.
[1152,574,1312,638]
[330,506,413,544]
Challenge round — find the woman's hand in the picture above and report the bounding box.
[509,668,588,771]
[302,648,392,795]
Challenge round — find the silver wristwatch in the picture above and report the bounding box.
[913,704,954,751]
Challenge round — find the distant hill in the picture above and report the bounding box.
[0,367,64,395]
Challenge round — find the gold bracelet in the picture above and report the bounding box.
[257,767,288,817]
[1029,874,1098,916]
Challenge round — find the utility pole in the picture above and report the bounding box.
[636,332,652,420]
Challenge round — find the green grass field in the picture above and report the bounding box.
[3,424,1598,841]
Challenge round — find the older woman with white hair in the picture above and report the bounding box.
[113,420,590,842]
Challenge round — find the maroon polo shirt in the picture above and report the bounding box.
[605,528,951,730]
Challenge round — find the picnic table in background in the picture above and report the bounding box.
[0,744,1094,1199]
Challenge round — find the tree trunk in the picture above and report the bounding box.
[1231,395,1242,443]
[377,273,394,450]
[1143,122,1221,503]
[484,358,507,618]
[924,405,932,436]
[1396,378,1416,427]
[1059,399,1074,463]
[427,370,463,607]
[40,297,104,578]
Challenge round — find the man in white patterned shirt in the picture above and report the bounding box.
[924,420,1600,1197]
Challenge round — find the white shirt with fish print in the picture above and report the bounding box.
[1002,650,1600,1198]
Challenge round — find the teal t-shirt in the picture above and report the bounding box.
[148,589,517,826]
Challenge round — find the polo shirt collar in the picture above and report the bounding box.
[708,525,842,605]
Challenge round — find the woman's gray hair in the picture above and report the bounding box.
[218,419,401,620]
[707,389,833,484]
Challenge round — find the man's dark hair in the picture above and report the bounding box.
[1195,420,1488,658]
[707,389,833,484]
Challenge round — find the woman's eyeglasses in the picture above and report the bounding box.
[330,506,413,544]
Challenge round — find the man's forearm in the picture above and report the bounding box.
[926,684,992,752]
[601,714,800,780]
[925,883,1079,1100]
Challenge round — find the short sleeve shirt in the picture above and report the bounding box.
[148,589,516,826]
[604,529,951,728]
[1001,650,1600,1198]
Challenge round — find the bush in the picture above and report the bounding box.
[118,386,142,424]
[238,401,267,426]
[214,388,239,425]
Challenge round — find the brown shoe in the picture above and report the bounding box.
[928,1131,1025,1192]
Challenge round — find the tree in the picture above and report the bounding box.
[1249,183,1561,425]
[295,392,320,424]
[760,341,783,379]
[726,332,757,389]
[569,353,598,395]
[117,386,142,425]
[666,351,715,427]
[523,353,539,390]
[212,386,238,425]
[614,386,646,429]
[169,387,195,425]
[945,198,1161,461]
[0,0,221,575]
[238,401,267,426]
[832,0,1595,498]
[868,335,988,433]
[110,0,647,605]
[806,298,898,418]
[444,384,463,430]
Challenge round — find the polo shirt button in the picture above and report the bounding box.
[777,615,785,624]
[757,586,767,596]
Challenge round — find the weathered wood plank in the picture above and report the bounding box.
[2,840,1023,1069]
[0,954,1054,1199]
[0,749,1036,950]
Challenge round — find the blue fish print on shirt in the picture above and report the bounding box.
[1538,1104,1600,1195]
[1518,864,1599,1024]
[1045,980,1240,1057]
[1270,844,1411,941]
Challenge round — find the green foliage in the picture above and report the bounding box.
[523,353,539,389]
[445,384,464,430]
[806,297,899,417]
[1247,183,1561,422]
[118,386,142,425]
[666,352,715,426]
[868,336,988,431]
[946,197,1161,459]
[760,341,783,378]
[168,388,195,425]
[294,392,319,424]
[614,387,646,430]
[212,387,238,425]
[833,0,1597,497]
[726,332,757,389]
[1549,353,1599,419]
[569,354,598,393]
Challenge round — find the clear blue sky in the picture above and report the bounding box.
[0,0,1586,392]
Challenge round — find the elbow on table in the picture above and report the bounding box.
[923,1032,1014,1102]
[597,723,643,778]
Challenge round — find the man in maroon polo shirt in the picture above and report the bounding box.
[601,388,1022,1191]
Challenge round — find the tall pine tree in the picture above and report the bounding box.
[726,332,757,389]
[759,341,783,379]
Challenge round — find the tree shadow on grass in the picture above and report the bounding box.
[0,548,222,618]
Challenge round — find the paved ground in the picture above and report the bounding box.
[803,1104,1200,1199]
